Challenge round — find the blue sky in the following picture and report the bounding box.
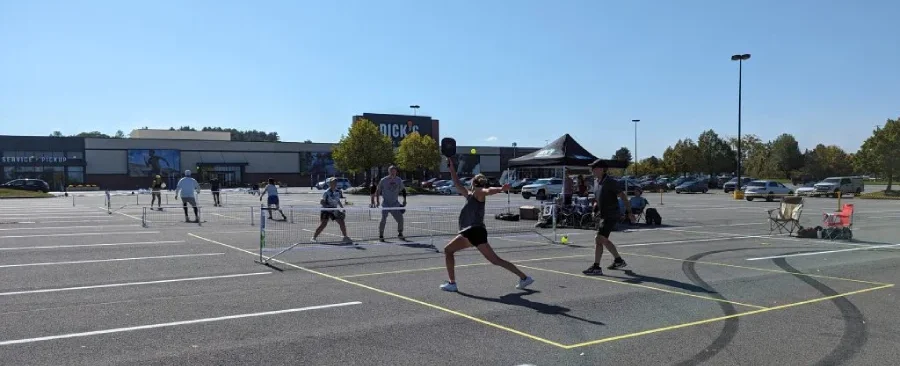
[1,0,897,160]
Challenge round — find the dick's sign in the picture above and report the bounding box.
[355,113,439,146]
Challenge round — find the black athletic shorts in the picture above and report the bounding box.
[596,218,617,238]
[320,210,344,221]
[460,226,488,246]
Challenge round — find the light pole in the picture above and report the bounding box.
[632,119,640,177]
[409,105,420,116]
[731,53,750,195]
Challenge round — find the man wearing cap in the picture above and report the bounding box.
[150,175,164,211]
[584,159,633,275]
[175,170,201,223]
[376,165,407,241]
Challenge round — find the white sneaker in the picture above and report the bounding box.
[440,282,458,292]
[310,236,317,242]
[516,276,534,290]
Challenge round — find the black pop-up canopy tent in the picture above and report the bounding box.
[508,133,599,169]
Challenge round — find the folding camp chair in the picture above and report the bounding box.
[822,204,854,240]
[768,196,803,235]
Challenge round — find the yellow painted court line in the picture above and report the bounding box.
[340,254,589,279]
[622,252,892,286]
[517,265,767,310]
[563,283,894,349]
[187,233,568,349]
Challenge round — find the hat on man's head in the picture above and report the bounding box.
[389,165,398,172]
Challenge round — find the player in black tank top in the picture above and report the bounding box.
[439,159,534,293]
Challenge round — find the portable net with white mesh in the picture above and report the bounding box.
[254,204,560,265]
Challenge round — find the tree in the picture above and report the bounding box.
[728,134,763,175]
[697,129,735,177]
[635,156,664,176]
[665,139,700,176]
[802,144,853,180]
[49,131,63,137]
[769,134,804,179]
[856,118,900,191]
[612,147,632,163]
[200,127,280,142]
[331,119,395,184]
[303,139,313,143]
[114,130,126,139]
[74,131,111,138]
[396,132,441,180]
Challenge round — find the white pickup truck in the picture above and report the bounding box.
[521,178,564,200]
[813,176,864,197]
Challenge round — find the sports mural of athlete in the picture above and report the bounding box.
[145,149,171,177]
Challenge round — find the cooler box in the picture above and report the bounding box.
[519,206,541,220]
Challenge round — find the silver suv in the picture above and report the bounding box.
[813,176,864,197]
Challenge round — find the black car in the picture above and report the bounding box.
[1,179,50,193]
[675,180,708,194]
[723,177,754,193]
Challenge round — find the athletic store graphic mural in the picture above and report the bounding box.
[127,149,181,177]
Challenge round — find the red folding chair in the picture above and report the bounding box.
[822,204,854,240]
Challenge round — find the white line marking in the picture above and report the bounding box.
[746,244,900,261]
[0,220,124,224]
[0,241,184,251]
[619,236,770,247]
[0,224,138,231]
[210,213,242,220]
[662,228,885,248]
[0,253,223,269]
[0,301,361,345]
[0,272,270,297]
[96,207,143,222]
[0,231,159,239]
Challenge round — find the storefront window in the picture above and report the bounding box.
[67,166,84,185]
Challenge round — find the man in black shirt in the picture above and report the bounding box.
[210,176,221,207]
[583,159,634,276]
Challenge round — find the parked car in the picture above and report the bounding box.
[1,179,50,193]
[723,177,754,193]
[675,180,708,194]
[813,176,864,197]
[521,178,563,200]
[421,178,440,188]
[744,180,793,201]
[509,178,537,194]
[795,182,817,197]
[315,178,352,190]
[668,177,692,190]
[640,179,669,192]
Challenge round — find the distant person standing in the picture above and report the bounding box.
[376,166,406,241]
[369,177,379,208]
[175,170,201,223]
[209,176,221,207]
[259,178,287,221]
[145,149,170,177]
[150,175,164,210]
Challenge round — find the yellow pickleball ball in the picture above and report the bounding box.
[470,148,477,154]
[561,235,569,244]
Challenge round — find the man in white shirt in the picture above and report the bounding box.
[175,170,201,223]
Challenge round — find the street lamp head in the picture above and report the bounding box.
[631,119,640,122]
[409,105,420,109]
[512,142,517,147]
[731,54,751,61]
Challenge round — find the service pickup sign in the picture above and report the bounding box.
[353,113,440,147]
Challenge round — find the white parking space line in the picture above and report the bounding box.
[0,240,185,251]
[0,272,271,297]
[0,253,223,269]
[97,207,143,222]
[1,232,159,239]
[619,235,770,247]
[746,243,900,261]
[0,220,127,224]
[0,224,139,231]
[0,301,361,346]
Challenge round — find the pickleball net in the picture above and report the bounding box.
[255,204,559,265]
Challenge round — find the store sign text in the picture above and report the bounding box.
[1,156,68,164]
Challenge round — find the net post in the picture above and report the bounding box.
[290,207,294,224]
[551,202,558,244]
[136,193,139,206]
[258,206,266,263]
[141,206,147,228]
[72,194,75,207]
[250,206,255,226]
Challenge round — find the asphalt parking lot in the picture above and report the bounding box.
[1,189,898,365]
